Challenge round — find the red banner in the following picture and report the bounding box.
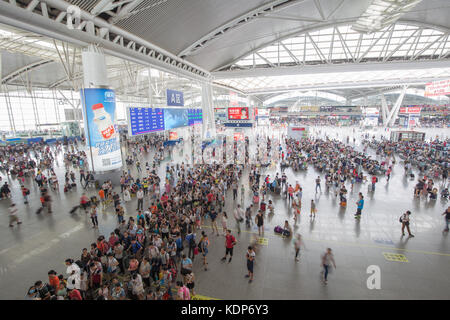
[228,107,249,120]
[425,79,450,97]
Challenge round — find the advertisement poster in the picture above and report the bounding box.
[80,88,122,172]
[169,131,179,140]
[228,107,249,120]
[164,108,189,129]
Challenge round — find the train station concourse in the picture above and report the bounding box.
[0,0,448,303]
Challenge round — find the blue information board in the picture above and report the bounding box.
[188,108,203,125]
[128,107,165,136]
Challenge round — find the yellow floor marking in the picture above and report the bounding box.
[257,237,269,245]
[191,294,219,300]
[383,252,409,262]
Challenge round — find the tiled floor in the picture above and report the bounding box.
[0,126,448,299]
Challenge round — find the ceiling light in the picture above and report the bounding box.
[352,0,422,34]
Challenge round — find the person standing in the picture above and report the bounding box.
[442,206,450,233]
[315,176,321,193]
[136,188,144,211]
[255,210,264,236]
[90,204,99,228]
[354,193,364,219]
[232,181,238,201]
[321,248,336,285]
[400,210,414,237]
[199,231,210,271]
[8,203,22,227]
[221,229,237,263]
[245,246,255,284]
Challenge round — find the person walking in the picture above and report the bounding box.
[221,229,237,263]
[234,204,244,234]
[321,248,336,285]
[442,206,450,233]
[310,199,317,218]
[400,210,414,237]
[294,234,305,262]
[245,246,255,284]
[8,203,22,227]
[354,193,364,219]
[255,210,264,236]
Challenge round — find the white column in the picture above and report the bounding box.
[386,86,408,127]
[82,45,108,88]
[380,94,389,126]
[201,82,216,140]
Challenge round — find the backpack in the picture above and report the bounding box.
[274,226,283,234]
[189,236,196,248]
[399,216,403,223]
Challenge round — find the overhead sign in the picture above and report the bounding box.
[399,107,421,114]
[80,88,122,172]
[228,107,249,120]
[166,89,184,106]
[425,79,450,97]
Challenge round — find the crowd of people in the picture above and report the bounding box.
[1,123,448,300]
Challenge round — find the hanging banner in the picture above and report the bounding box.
[399,106,421,114]
[166,89,184,106]
[424,79,450,97]
[228,107,249,120]
[80,88,122,172]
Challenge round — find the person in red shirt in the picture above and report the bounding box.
[371,175,378,192]
[68,288,82,300]
[207,192,215,203]
[48,270,59,291]
[80,193,90,213]
[221,230,237,263]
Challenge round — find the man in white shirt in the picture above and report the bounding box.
[65,259,81,276]
[67,270,81,290]
[136,188,144,211]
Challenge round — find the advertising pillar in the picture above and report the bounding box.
[81,47,123,173]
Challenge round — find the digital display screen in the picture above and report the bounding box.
[228,107,249,120]
[188,108,203,125]
[164,108,189,130]
[128,107,165,136]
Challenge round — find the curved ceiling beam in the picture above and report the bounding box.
[1,59,54,84]
[263,90,347,105]
[177,0,306,58]
[213,19,450,72]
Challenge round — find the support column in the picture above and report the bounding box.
[80,45,123,175]
[3,85,16,135]
[201,82,216,140]
[385,86,408,127]
[380,94,389,126]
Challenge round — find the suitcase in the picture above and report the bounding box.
[36,207,43,214]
